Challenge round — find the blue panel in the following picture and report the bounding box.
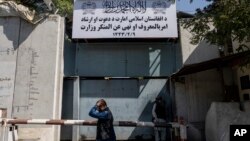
[80,80,139,98]
[77,44,126,76]
[64,40,76,76]
[75,43,177,76]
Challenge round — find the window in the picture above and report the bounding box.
[240,75,250,90]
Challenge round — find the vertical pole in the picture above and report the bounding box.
[72,76,80,141]
[180,117,187,141]
[173,117,180,141]
[0,109,8,141]
[169,78,176,120]
[7,126,13,141]
[74,41,79,75]
[180,125,187,141]
[13,126,18,141]
[0,126,6,141]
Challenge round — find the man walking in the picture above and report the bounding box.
[89,99,116,141]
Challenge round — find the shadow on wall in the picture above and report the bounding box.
[61,77,173,140]
[128,88,173,140]
[84,79,171,140]
[182,40,220,65]
[64,38,76,76]
[61,41,181,140]
[176,36,227,141]
[67,43,179,77]
[60,79,74,140]
[127,100,155,140]
[79,79,141,98]
[0,17,35,50]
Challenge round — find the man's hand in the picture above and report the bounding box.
[154,118,159,122]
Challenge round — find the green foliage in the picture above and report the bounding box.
[14,0,73,17]
[52,0,73,17]
[182,0,250,52]
[15,0,49,13]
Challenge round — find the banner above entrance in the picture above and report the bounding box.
[72,0,178,38]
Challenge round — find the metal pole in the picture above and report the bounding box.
[0,119,175,128]
[72,76,80,141]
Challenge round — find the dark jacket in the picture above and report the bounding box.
[154,101,166,119]
[89,106,116,141]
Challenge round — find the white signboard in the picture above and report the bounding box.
[72,0,178,38]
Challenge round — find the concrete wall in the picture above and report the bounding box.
[0,15,64,141]
[175,70,224,141]
[179,23,219,65]
[174,24,224,141]
[0,17,19,118]
[206,102,250,141]
[204,30,250,141]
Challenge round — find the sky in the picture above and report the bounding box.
[176,0,212,14]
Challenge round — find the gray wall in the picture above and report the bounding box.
[174,24,224,141]
[206,102,250,141]
[0,15,64,141]
[0,17,19,118]
[179,23,220,65]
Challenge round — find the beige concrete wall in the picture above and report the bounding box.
[0,17,19,118]
[176,20,250,141]
[0,15,64,141]
[175,23,224,141]
[206,102,250,141]
[176,24,224,122]
[175,69,224,141]
[179,23,220,65]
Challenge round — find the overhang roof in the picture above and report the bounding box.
[172,51,250,77]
